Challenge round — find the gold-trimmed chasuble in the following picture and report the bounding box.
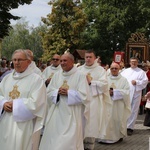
[61,80,69,89]
[9,85,20,100]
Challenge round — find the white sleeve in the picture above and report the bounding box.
[49,89,59,104]
[13,98,36,122]
[91,82,102,96]
[67,90,82,105]
[111,89,123,101]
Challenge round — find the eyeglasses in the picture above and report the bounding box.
[52,58,59,61]
[12,59,28,63]
[110,68,119,70]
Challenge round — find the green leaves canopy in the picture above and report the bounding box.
[82,0,150,64]
[41,0,88,61]
[0,0,32,39]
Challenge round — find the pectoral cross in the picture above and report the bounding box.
[61,80,69,89]
[9,85,20,100]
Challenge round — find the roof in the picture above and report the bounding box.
[73,49,86,59]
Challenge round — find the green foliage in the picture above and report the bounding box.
[82,0,150,64]
[1,20,46,61]
[0,0,33,39]
[41,0,88,61]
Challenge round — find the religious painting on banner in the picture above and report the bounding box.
[113,51,125,64]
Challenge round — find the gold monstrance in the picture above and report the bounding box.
[61,80,69,89]
[9,85,20,100]
[110,83,116,89]
[87,73,93,80]
[49,73,54,79]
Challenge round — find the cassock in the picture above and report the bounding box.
[99,74,131,143]
[78,62,112,138]
[39,66,90,150]
[121,67,148,129]
[0,66,47,150]
[42,65,61,82]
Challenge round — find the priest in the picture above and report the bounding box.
[78,50,112,150]
[42,54,61,87]
[0,49,47,150]
[98,62,131,143]
[121,57,148,135]
[39,53,90,150]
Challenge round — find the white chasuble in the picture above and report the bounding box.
[0,66,47,150]
[39,66,90,150]
[78,62,112,138]
[99,74,131,142]
[42,65,62,82]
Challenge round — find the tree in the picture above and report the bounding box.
[82,0,150,64]
[1,20,46,61]
[0,0,33,39]
[41,0,88,61]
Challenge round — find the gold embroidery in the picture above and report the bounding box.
[61,80,69,89]
[49,73,54,78]
[9,85,20,100]
[87,73,93,80]
[110,83,116,89]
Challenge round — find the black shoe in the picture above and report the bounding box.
[127,128,133,136]
[117,138,123,143]
[139,112,143,115]
[98,141,109,145]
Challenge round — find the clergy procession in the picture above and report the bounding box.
[0,49,149,150]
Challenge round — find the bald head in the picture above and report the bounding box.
[110,62,120,76]
[62,53,74,62]
[110,62,120,69]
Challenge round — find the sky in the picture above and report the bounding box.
[10,0,51,27]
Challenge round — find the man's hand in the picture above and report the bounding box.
[131,80,136,85]
[58,87,68,95]
[145,92,150,99]
[3,101,13,112]
[45,78,52,87]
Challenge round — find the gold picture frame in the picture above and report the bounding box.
[126,43,149,63]
[125,32,150,64]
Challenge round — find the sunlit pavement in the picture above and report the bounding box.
[94,114,150,150]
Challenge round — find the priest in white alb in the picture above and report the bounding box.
[25,49,42,76]
[98,62,131,143]
[78,50,112,150]
[0,49,47,150]
[42,54,61,87]
[121,57,148,135]
[39,53,90,150]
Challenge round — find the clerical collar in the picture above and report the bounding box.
[110,74,121,80]
[110,75,118,78]
[51,65,61,70]
[62,66,77,76]
[12,65,34,79]
[84,61,99,69]
[14,72,22,77]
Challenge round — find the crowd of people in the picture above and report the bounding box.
[0,49,149,150]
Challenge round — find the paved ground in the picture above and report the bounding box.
[94,114,150,150]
